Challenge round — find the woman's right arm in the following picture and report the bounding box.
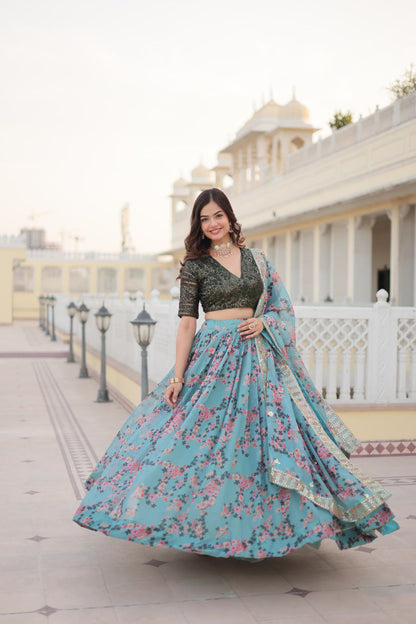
[164,259,199,407]
[164,315,196,407]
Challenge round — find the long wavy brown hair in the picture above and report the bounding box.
[177,188,245,278]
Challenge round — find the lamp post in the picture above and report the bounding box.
[77,302,90,378]
[130,303,156,398]
[38,295,43,329]
[49,295,57,341]
[66,301,77,363]
[39,295,45,331]
[45,296,50,336]
[94,303,112,403]
[42,295,48,331]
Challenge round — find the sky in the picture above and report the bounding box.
[1,0,415,255]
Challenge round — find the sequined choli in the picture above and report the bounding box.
[178,247,264,318]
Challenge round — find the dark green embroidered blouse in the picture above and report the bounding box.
[178,247,264,319]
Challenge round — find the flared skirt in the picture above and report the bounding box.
[72,318,399,559]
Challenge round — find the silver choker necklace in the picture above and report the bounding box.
[211,241,233,257]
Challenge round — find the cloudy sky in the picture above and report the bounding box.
[1,0,415,254]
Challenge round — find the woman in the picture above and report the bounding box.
[73,188,399,560]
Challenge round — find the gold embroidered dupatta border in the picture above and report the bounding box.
[250,248,392,523]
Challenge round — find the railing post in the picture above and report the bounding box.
[366,289,396,402]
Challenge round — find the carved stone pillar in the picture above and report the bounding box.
[398,204,415,306]
[387,204,400,305]
[319,223,331,302]
[354,214,375,304]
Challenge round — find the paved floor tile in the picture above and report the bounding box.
[42,566,111,610]
[359,584,416,611]
[241,593,321,620]
[116,602,187,624]
[304,587,383,617]
[48,607,118,623]
[106,578,175,607]
[220,570,292,596]
[180,597,257,624]
[0,615,46,623]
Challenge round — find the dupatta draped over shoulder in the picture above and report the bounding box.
[250,248,395,526]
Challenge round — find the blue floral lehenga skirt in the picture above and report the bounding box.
[72,318,399,560]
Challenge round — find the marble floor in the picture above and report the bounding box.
[1,321,415,624]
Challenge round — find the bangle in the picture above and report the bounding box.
[169,376,184,385]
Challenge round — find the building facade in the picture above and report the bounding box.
[170,93,416,306]
[0,237,176,322]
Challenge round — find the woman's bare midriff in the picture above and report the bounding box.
[205,307,254,320]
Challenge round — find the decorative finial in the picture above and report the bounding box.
[292,85,296,100]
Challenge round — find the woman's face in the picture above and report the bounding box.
[199,201,231,245]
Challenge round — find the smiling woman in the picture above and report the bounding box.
[73,187,400,561]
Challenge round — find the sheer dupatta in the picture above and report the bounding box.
[250,248,394,525]
[251,248,359,457]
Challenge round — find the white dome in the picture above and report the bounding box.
[173,177,188,188]
[191,163,213,183]
[280,98,310,123]
[191,164,211,178]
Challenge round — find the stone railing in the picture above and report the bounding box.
[286,91,416,173]
[26,249,157,262]
[0,234,26,248]
[53,289,416,405]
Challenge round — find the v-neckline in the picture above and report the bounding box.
[208,247,243,280]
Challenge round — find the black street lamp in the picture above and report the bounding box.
[49,295,57,341]
[77,302,90,378]
[94,303,112,403]
[130,303,156,398]
[45,295,51,336]
[66,301,77,363]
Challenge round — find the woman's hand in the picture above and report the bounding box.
[237,317,264,340]
[164,381,183,407]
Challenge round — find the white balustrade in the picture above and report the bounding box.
[52,289,416,405]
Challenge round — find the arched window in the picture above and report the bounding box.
[13,266,34,292]
[41,266,63,292]
[97,268,118,293]
[222,173,233,189]
[124,267,145,292]
[290,136,305,152]
[69,267,90,293]
[175,199,187,213]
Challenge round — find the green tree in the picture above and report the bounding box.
[387,63,416,99]
[329,110,354,130]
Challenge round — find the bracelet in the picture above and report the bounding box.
[168,376,185,385]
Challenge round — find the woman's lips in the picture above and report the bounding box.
[210,228,222,234]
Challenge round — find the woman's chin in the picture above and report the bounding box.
[209,233,228,244]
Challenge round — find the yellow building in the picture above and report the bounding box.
[0,236,175,323]
[0,236,27,324]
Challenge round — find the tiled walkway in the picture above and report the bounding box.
[1,321,415,623]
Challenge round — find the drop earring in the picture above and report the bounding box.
[202,233,205,239]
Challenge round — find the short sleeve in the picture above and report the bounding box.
[178,261,199,319]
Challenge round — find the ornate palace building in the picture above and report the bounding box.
[169,92,416,306]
